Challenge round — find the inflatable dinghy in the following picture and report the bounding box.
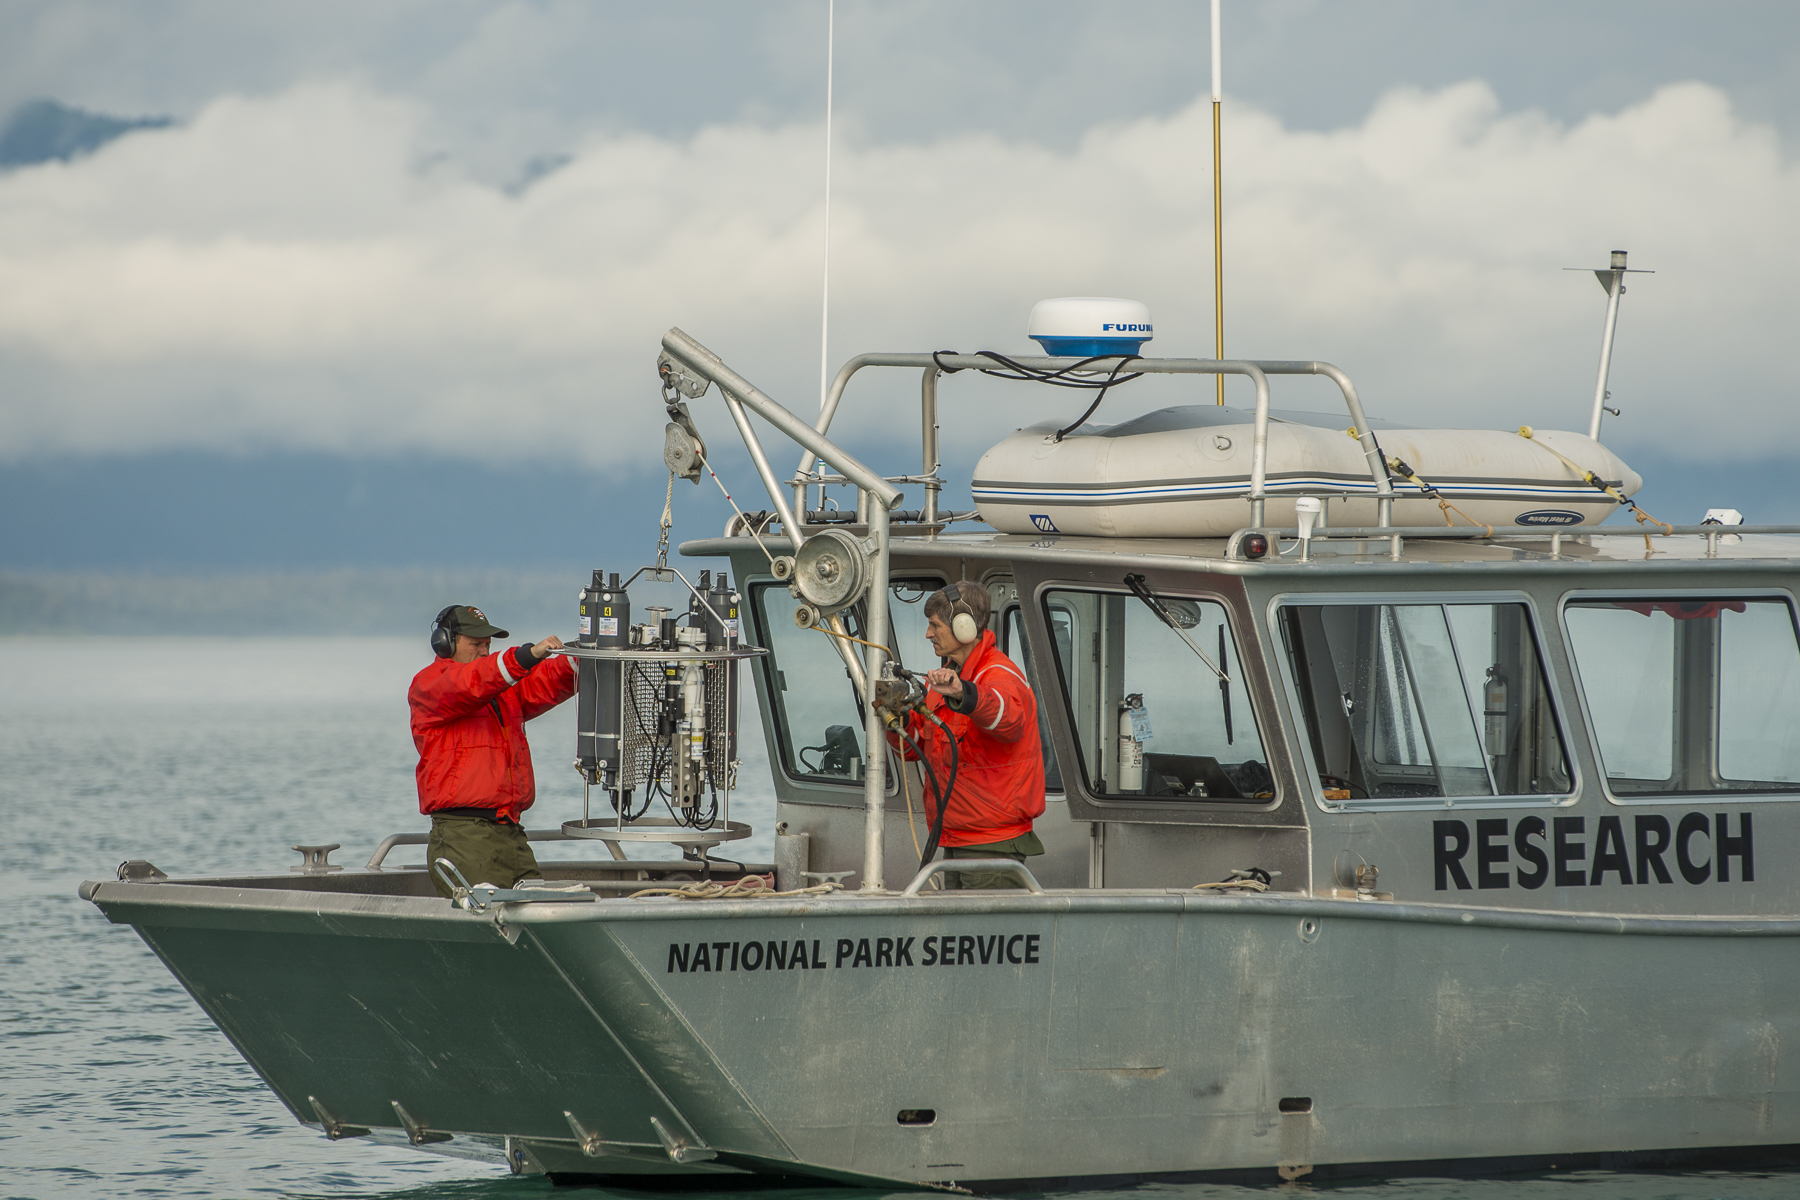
[972,405,1642,538]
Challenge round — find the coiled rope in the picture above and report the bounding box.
[628,875,842,901]
[1193,867,1274,892]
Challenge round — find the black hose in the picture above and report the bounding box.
[933,349,1144,390]
[914,706,961,868]
[899,728,945,870]
[931,349,1146,442]
[1050,355,1143,442]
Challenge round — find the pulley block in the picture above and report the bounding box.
[790,528,874,615]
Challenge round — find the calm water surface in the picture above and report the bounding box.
[0,638,1793,1200]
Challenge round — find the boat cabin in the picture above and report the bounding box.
[689,524,1800,915]
[650,322,1800,917]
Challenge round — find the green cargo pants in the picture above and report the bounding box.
[943,831,1045,890]
[427,813,542,898]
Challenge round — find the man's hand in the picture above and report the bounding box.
[532,635,565,659]
[926,666,964,700]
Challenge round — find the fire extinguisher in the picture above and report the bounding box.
[1119,693,1145,792]
[1484,665,1509,758]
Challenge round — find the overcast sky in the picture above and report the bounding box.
[2,1,1797,567]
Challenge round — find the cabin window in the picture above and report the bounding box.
[751,583,868,785]
[1042,589,1271,801]
[1278,602,1571,802]
[888,579,943,672]
[1001,604,1064,793]
[749,577,945,788]
[1564,597,1800,797]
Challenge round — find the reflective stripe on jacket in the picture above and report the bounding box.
[409,646,577,820]
[894,630,1046,847]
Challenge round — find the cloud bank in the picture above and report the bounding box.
[0,77,1793,468]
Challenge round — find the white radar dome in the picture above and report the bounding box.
[1028,297,1153,357]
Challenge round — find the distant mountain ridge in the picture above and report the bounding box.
[0,99,172,168]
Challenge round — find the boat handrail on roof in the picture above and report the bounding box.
[684,523,1800,570]
[793,353,1394,531]
[1223,523,1800,561]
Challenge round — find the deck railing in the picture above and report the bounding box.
[793,352,1390,532]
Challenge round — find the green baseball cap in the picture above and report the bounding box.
[448,605,509,639]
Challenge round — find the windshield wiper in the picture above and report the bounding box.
[1123,574,1228,682]
[1218,624,1233,744]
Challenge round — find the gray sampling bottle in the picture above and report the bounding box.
[576,570,629,797]
[706,570,741,768]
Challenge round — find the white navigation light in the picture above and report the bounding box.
[1295,496,1322,543]
[1028,297,1153,358]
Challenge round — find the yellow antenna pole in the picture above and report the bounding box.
[1211,0,1224,405]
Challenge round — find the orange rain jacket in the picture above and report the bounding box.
[892,630,1046,847]
[409,645,577,820]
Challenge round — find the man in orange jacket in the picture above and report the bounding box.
[895,581,1046,888]
[410,604,576,897]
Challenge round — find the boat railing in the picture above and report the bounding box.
[1224,522,1800,561]
[363,829,767,877]
[794,353,1393,531]
[900,858,1047,897]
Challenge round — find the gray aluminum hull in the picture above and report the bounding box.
[86,876,1800,1187]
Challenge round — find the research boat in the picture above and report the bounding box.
[83,303,1800,1188]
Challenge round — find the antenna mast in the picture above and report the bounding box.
[818,0,835,419]
[1211,0,1225,405]
[1566,249,1651,441]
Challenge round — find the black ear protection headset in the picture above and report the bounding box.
[940,583,981,646]
[430,606,459,659]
